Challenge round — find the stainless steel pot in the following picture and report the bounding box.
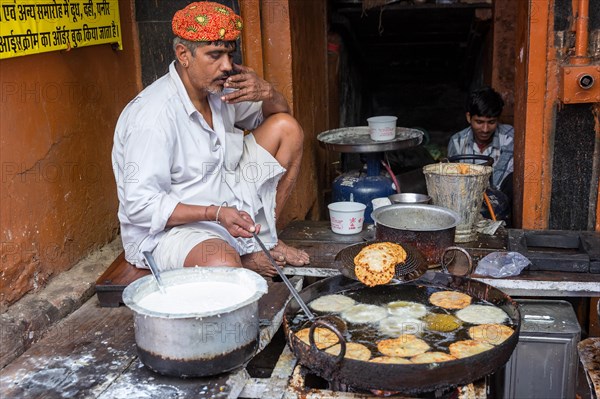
[123,267,268,377]
[371,204,460,266]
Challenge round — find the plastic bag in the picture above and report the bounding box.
[475,251,531,278]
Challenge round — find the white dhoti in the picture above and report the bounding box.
[152,134,285,271]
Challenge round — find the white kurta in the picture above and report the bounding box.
[112,62,284,267]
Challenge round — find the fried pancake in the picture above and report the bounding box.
[369,356,412,364]
[410,351,457,364]
[295,327,339,349]
[377,334,430,357]
[423,313,462,332]
[429,290,472,310]
[468,324,514,345]
[456,304,509,324]
[449,340,494,359]
[309,294,356,313]
[386,300,427,318]
[325,342,372,361]
[378,316,425,336]
[353,242,407,287]
[341,304,388,324]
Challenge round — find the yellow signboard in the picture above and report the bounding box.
[0,0,122,59]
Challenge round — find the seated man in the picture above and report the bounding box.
[447,86,514,221]
[112,2,309,277]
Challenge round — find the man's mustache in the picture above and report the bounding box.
[214,71,236,82]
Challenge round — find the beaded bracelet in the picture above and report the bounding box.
[215,201,228,224]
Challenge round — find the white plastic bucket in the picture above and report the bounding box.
[328,201,366,235]
[367,116,397,141]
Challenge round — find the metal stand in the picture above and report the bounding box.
[318,126,424,223]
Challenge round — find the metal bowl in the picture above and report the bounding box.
[371,204,459,266]
[388,193,431,204]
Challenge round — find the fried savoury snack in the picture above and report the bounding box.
[353,242,407,286]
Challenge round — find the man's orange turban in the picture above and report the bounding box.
[172,2,243,42]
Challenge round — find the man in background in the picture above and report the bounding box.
[447,86,514,221]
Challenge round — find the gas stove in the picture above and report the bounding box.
[287,364,489,399]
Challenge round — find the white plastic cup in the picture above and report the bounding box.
[367,116,397,141]
[327,201,366,235]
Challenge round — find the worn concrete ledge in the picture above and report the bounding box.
[0,237,123,369]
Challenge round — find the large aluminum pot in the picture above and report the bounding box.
[123,267,267,377]
[371,204,459,266]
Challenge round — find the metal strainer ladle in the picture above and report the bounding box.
[252,232,348,359]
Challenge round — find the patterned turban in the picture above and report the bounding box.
[172,2,243,42]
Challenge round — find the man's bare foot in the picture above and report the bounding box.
[241,251,279,278]
[271,240,310,266]
[241,240,309,277]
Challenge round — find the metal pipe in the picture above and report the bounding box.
[572,0,590,65]
[589,105,600,230]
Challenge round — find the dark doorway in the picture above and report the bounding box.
[328,0,493,155]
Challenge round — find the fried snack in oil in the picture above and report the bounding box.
[325,342,372,361]
[295,327,339,349]
[386,300,427,318]
[429,290,472,310]
[456,304,509,324]
[341,303,388,324]
[468,324,514,345]
[449,340,494,359]
[369,356,412,364]
[354,242,407,287]
[377,334,430,357]
[410,351,457,364]
[423,313,463,332]
[378,316,425,336]
[309,294,356,313]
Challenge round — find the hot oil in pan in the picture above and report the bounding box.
[291,283,516,356]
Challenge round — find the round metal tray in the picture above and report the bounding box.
[317,126,423,153]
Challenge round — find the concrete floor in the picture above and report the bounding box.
[0,238,123,370]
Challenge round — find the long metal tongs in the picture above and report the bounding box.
[251,232,315,320]
[252,232,348,359]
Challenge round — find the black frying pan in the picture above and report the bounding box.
[283,271,520,394]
